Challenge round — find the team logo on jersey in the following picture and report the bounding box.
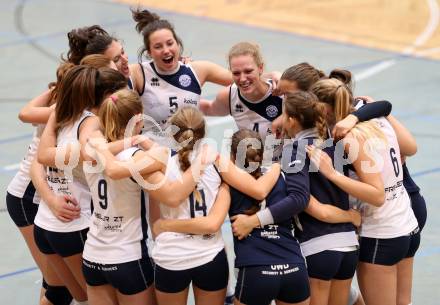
[266,105,278,118]
[179,74,192,87]
[151,77,160,87]
[235,103,244,113]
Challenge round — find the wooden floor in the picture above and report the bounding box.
[121,0,440,59]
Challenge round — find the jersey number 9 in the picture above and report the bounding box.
[97,179,108,210]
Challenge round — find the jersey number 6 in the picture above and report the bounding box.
[389,148,400,177]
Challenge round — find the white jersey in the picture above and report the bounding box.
[34,111,93,232]
[84,147,148,264]
[357,117,418,238]
[140,61,201,130]
[229,80,283,160]
[152,153,224,270]
[7,125,44,203]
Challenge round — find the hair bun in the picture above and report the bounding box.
[329,69,352,85]
[132,8,161,33]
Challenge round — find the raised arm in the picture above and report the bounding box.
[199,87,230,116]
[256,151,310,226]
[153,183,231,236]
[352,100,392,122]
[218,157,280,200]
[262,71,281,91]
[38,112,89,168]
[307,136,385,206]
[143,149,215,207]
[129,63,145,96]
[191,60,232,86]
[38,112,71,167]
[80,123,147,164]
[88,138,166,180]
[386,115,417,156]
[231,144,311,240]
[333,100,392,139]
[19,89,54,124]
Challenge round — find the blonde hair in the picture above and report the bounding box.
[310,78,353,123]
[169,107,206,172]
[99,89,143,142]
[347,120,387,153]
[228,42,264,69]
[283,91,328,142]
[80,54,113,69]
[169,106,206,205]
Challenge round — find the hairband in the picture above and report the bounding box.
[336,84,344,90]
[110,95,117,103]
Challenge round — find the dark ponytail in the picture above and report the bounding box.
[329,69,353,93]
[281,62,326,91]
[55,66,98,134]
[283,91,329,141]
[132,8,161,33]
[65,25,115,64]
[131,8,184,61]
[231,129,264,215]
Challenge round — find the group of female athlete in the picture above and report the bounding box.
[6,7,427,305]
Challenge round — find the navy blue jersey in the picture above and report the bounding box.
[402,163,420,194]
[295,143,355,240]
[266,129,357,256]
[229,80,283,160]
[229,176,304,268]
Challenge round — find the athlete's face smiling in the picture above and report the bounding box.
[230,55,263,95]
[148,29,180,72]
[104,40,130,79]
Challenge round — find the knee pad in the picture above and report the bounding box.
[45,285,73,305]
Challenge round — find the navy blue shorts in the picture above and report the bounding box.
[235,263,310,305]
[359,235,412,266]
[405,228,421,258]
[34,225,88,257]
[306,250,359,281]
[6,192,38,227]
[155,249,229,293]
[410,191,427,231]
[83,256,154,295]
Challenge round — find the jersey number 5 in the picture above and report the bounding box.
[97,179,108,210]
[169,97,178,114]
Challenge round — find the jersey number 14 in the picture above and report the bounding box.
[189,189,207,218]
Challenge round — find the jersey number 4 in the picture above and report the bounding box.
[189,189,207,218]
